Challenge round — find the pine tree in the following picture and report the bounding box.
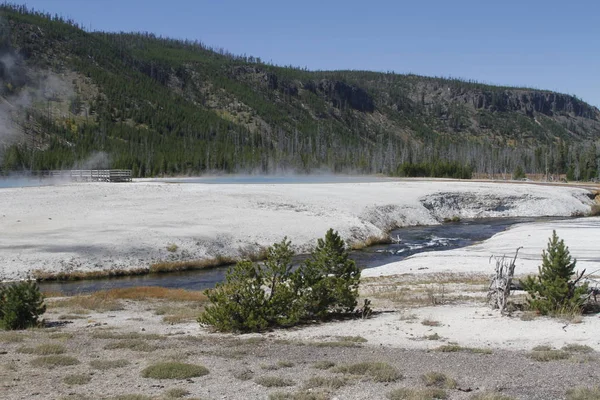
[522,231,588,315]
[299,229,361,318]
[0,281,46,330]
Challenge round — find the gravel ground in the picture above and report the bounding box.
[2,298,599,400]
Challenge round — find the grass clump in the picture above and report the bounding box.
[269,391,329,400]
[434,345,492,354]
[49,332,74,340]
[31,355,79,368]
[470,393,516,400]
[303,376,346,390]
[164,388,190,398]
[0,331,27,342]
[425,333,441,340]
[312,360,335,370]
[421,372,457,389]
[232,368,254,381]
[92,331,164,340]
[141,362,209,379]
[529,349,570,362]
[387,388,448,400]
[277,360,295,368]
[255,375,295,387]
[336,335,367,343]
[421,319,441,327]
[104,339,157,352]
[63,374,91,385]
[18,343,66,355]
[166,243,179,253]
[562,344,594,353]
[89,359,130,370]
[567,386,600,400]
[335,361,402,382]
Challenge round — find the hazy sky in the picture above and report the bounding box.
[21,0,600,107]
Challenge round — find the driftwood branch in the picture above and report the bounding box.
[487,247,522,315]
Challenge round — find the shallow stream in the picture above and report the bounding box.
[39,216,557,295]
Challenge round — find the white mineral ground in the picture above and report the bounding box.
[0,179,596,281]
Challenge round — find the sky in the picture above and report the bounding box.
[20,0,600,107]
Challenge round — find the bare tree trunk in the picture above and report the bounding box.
[487,247,522,315]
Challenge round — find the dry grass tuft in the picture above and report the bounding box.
[386,387,448,400]
[104,339,158,352]
[31,355,79,368]
[421,372,457,389]
[562,344,594,353]
[156,303,204,324]
[150,256,235,273]
[233,368,254,381]
[567,386,600,400]
[335,361,402,382]
[469,392,516,400]
[48,293,123,313]
[312,361,335,370]
[421,319,441,327]
[63,374,92,385]
[0,331,27,343]
[434,345,492,354]
[255,376,296,388]
[529,349,570,362]
[303,376,346,390]
[89,359,130,370]
[18,343,66,355]
[141,362,209,379]
[92,331,164,340]
[48,332,74,340]
[351,234,392,250]
[336,335,368,343]
[32,267,149,282]
[164,388,190,398]
[269,391,329,400]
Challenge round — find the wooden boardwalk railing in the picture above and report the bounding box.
[33,169,132,182]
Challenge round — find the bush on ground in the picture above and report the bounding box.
[0,280,46,330]
[522,231,588,315]
[199,229,361,332]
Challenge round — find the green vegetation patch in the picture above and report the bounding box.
[567,386,600,400]
[335,361,402,382]
[89,359,130,370]
[303,376,346,390]
[31,355,80,368]
[529,350,570,362]
[141,362,209,379]
[421,372,457,389]
[104,339,157,352]
[254,376,296,387]
[18,343,66,355]
[63,374,92,385]
[386,388,448,400]
[312,360,336,370]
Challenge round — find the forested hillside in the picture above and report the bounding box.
[0,4,599,179]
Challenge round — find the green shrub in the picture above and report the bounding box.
[0,281,46,330]
[522,231,588,315]
[199,230,361,332]
[141,362,209,379]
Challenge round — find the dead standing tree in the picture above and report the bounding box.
[488,247,522,314]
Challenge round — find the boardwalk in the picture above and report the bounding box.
[35,169,132,182]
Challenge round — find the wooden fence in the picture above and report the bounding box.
[33,169,132,182]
